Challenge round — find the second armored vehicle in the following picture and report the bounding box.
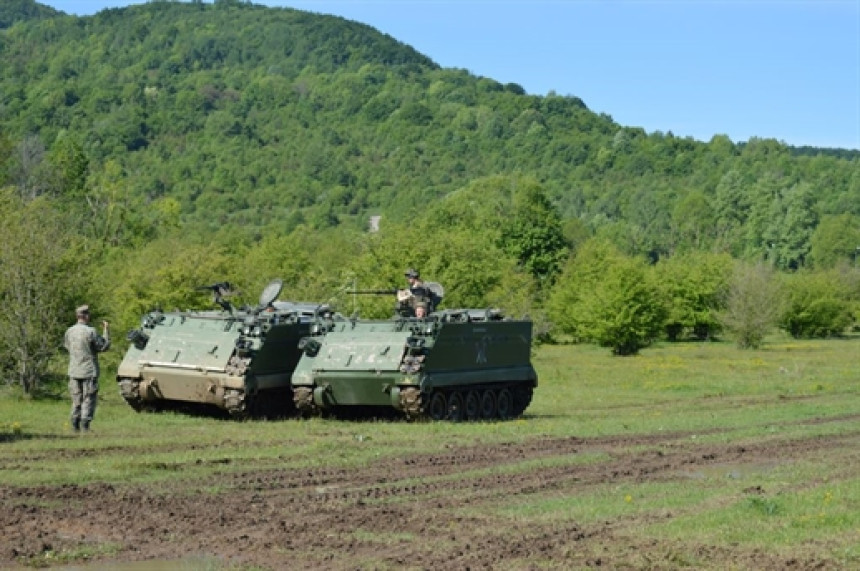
[117,279,331,418]
[291,308,537,421]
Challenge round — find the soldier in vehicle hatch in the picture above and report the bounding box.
[63,305,111,433]
[414,301,428,319]
[397,268,438,317]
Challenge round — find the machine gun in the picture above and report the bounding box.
[347,288,399,296]
[347,288,417,307]
[348,282,443,299]
[347,282,445,315]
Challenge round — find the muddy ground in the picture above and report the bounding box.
[1,422,856,570]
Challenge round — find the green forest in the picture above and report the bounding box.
[2,0,860,392]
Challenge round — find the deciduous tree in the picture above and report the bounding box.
[549,240,666,354]
[658,252,733,341]
[0,189,86,393]
[719,261,782,349]
[778,270,853,338]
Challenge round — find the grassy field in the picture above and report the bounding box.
[1,334,858,569]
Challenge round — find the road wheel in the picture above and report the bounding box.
[479,390,496,420]
[118,378,145,412]
[427,392,447,421]
[224,389,247,418]
[401,387,422,420]
[464,391,480,421]
[293,387,314,418]
[496,388,513,420]
[447,391,465,422]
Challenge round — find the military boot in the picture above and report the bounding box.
[81,421,90,433]
[71,419,80,432]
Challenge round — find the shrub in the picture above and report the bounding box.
[549,240,666,355]
[778,270,853,338]
[719,261,782,349]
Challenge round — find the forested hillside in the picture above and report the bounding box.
[1,0,860,390]
[0,0,58,28]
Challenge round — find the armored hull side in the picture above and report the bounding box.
[117,300,320,418]
[292,310,537,421]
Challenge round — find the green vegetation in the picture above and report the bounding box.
[2,3,856,568]
[1,0,859,379]
[2,336,858,568]
[2,334,857,484]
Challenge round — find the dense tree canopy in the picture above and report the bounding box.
[1,1,856,258]
[0,0,859,383]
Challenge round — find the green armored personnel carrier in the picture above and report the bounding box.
[117,279,332,418]
[291,308,537,421]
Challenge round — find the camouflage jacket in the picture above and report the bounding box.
[409,283,432,308]
[64,322,111,379]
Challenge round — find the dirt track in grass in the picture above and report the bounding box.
[2,417,858,570]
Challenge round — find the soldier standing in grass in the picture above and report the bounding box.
[64,305,110,433]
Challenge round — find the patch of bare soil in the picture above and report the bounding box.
[2,423,857,570]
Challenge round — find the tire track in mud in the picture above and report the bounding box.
[0,439,255,467]
[209,430,714,493]
[274,432,858,510]
[3,425,856,569]
[209,424,859,500]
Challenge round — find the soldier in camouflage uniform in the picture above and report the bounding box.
[397,269,438,317]
[64,305,110,432]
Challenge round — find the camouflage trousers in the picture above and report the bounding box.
[69,377,99,429]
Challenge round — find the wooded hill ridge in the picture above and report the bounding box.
[2,0,860,393]
[2,0,858,259]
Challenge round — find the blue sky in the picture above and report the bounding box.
[44,1,860,150]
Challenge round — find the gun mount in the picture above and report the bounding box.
[195,281,237,312]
